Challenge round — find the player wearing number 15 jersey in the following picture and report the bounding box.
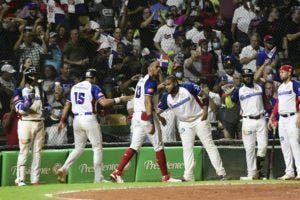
[56,69,131,183]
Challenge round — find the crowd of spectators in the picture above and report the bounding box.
[0,0,299,146]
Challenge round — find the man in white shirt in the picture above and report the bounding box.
[240,33,263,72]
[231,0,256,47]
[153,15,176,54]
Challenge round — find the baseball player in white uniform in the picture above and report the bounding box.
[228,69,268,180]
[268,65,300,180]
[14,68,49,186]
[110,61,181,183]
[56,69,130,183]
[157,76,226,181]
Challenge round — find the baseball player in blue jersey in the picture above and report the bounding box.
[268,65,300,180]
[157,76,226,181]
[56,69,131,183]
[13,68,50,186]
[110,61,181,183]
[228,69,268,180]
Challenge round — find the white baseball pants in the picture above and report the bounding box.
[178,118,225,181]
[16,120,45,184]
[241,117,268,177]
[278,114,300,177]
[130,112,163,152]
[61,115,104,182]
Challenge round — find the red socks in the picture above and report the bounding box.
[116,148,136,175]
[156,149,169,176]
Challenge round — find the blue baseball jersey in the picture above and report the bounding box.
[68,80,105,115]
[278,80,300,114]
[158,82,203,122]
[133,74,157,112]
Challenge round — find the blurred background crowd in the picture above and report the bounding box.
[0,0,299,146]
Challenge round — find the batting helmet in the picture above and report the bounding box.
[85,68,97,78]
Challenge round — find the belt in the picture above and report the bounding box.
[280,113,295,118]
[243,114,263,120]
[74,112,93,116]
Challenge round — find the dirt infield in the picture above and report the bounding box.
[56,183,300,200]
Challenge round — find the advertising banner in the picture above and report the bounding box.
[135,147,203,182]
[68,147,136,183]
[1,150,69,186]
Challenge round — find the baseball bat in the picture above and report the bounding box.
[268,128,276,179]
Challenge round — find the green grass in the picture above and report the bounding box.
[0,180,300,200]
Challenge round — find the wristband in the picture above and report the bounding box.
[114,97,121,104]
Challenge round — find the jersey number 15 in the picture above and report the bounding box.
[75,92,85,104]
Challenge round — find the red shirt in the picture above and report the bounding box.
[3,112,18,146]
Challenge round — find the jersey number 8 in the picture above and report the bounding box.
[75,92,85,104]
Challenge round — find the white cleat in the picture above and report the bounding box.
[240,176,255,181]
[277,174,295,180]
[15,181,26,186]
[95,179,111,183]
[162,175,182,182]
[295,176,300,180]
[110,171,124,183]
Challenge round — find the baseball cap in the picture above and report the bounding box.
[241,69,254,76]
[49,32,58,38]
[90,20,100,30]
[280,64,293,73]
[263,35,275,45]
[28,2,38,10]
[1,63,16,73]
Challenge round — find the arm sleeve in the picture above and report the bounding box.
[158,93,169,111]
[91,84,106,101]
[180,82,202,96]
[144,79,157,96]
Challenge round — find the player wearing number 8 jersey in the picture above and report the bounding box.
[56,69,131,183]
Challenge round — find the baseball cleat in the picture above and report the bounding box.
[219,175,227,181]
[110,170,124,183]
[295,176,300,180]
[162,175,182,182]
[95,179,111,183]
[277,174,295,180]
[56,169,67,183]
[240,176,256,181]
[15,181,26,186]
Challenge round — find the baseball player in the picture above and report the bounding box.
[157,76,226,181]
[110,61,181,183]
[13,68,49,186]
[228,69,268,180]
[56,69,131,183]
[268,65,300,180]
